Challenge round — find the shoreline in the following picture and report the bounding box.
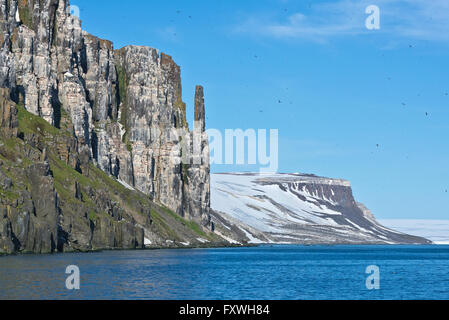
[0,242,254,257]
[1,242,443,258]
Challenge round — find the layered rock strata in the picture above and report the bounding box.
[0,0,214,253]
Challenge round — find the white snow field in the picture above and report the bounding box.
[380,220,449,245]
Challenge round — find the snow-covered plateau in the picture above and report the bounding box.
[210,173,431,245]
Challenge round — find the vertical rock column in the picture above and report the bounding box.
[194,85,205,132]
[184,85,211,227]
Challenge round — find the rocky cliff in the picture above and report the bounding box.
[0,0,215,254]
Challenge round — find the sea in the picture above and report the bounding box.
[1,245,448,300]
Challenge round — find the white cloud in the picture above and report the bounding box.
[234,0,449,43]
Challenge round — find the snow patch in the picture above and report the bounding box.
[214,230,241,245]
[15,8,20,23]
[240,228,265,244]
[118,179,135,191]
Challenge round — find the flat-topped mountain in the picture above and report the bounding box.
[210,173,431,244]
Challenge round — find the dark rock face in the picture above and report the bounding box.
[0,88,18,137]
[0,0,216,254]
[194,86,206,132]
[0,161,60,254]
[24,161,59,253]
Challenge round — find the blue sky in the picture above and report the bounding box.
[73,0,449,220]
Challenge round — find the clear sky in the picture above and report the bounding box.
[72,0,449,220]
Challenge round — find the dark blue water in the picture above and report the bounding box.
[1,245,448,300]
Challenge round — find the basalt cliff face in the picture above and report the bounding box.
[0,0,215,254]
